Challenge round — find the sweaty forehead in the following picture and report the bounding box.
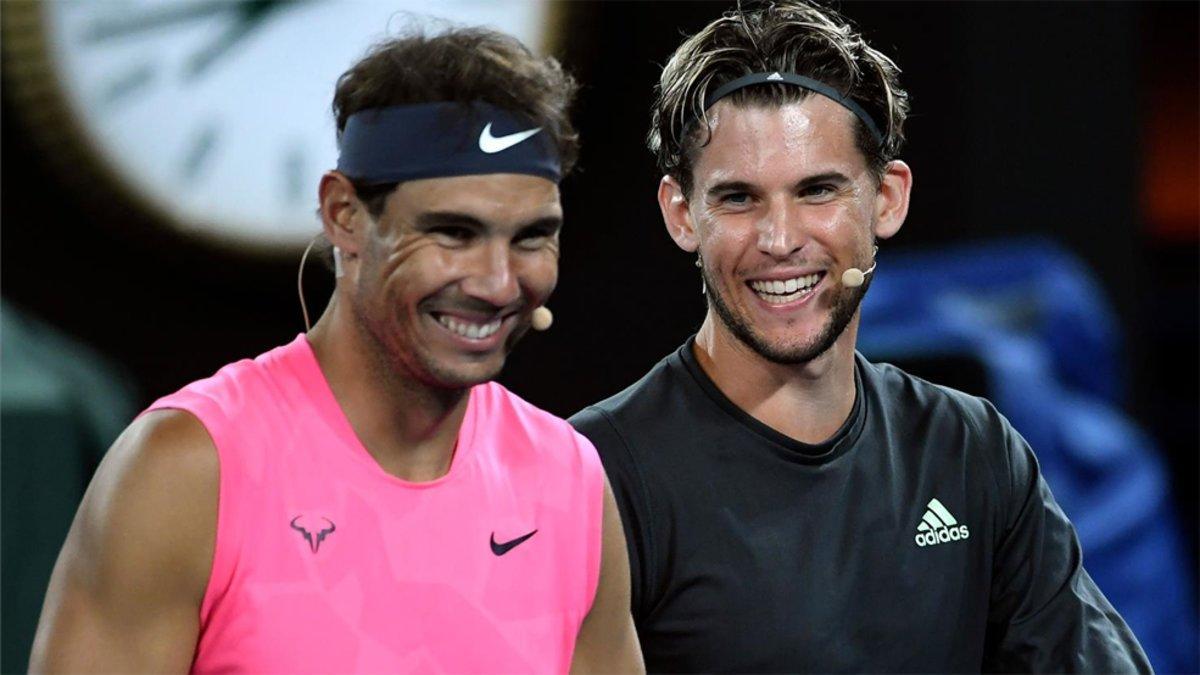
[693,97,863,186]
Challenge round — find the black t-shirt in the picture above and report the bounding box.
[569,338,1149,673]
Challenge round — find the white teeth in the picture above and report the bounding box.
[435,314,502,339]
[749,273,822,297]
[759,290,806,304]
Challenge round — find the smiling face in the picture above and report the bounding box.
[345,173,562,389]
[660,95,910,365]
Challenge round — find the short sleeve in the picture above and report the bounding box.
[983,407,1151,673]
[569,406,657,620]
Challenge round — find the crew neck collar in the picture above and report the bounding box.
[675,335,866,466]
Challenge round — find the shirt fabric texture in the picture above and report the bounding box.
[569,337,1150,673]
[148,335,605,673]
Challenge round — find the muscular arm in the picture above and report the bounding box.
[30,410,218,673]
[571,477,644,674]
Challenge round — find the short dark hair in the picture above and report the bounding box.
[648,0,909,196]
[332,23,580,218]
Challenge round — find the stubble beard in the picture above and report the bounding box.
[702,264,869,365]
[351,284,502,393]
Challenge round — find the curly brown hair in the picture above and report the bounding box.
[648,0,909,196]
[332,22,579,217]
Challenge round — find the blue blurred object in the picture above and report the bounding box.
[859,238,1198,674]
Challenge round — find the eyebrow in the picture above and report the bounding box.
[705,171,853,198]
[415,211,486,230]
[414,211,562,233]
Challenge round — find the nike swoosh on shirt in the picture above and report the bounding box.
[478,123,542,153]
[490,529,538,556]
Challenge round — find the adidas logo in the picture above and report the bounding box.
[914,498,970,547]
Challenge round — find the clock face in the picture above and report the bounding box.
[41,0,553,251]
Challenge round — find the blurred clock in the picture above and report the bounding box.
[3,0,556,253]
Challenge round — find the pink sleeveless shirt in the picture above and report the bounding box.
[146,336,605,673]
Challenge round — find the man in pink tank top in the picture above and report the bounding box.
[31,25,642,674]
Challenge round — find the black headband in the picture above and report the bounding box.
[703,71,884,145]
[337,102,562,185]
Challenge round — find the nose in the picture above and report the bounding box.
[461,240,521,307]
[756,199,808,260]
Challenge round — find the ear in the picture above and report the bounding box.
[872,160,913,240]
[318,171,367,257]
[658,175,699,253]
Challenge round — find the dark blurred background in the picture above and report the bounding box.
[3,1,1197,672]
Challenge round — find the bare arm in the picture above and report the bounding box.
[30,410,218,673]
[571,476,644,674]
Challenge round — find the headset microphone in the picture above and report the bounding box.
[840,260,877,288]
[531,306,554,331]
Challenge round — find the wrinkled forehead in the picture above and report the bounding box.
[692,97,864,186]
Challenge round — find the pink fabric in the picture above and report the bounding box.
[147,335,604,673]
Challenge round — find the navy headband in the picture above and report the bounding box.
[337,102,561,184]
[703,71,884,145]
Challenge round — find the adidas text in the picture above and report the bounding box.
[915,524,970,547]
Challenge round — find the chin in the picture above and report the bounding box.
[707,277,863,366]
[416,354,506,390]
[746,328,840,365]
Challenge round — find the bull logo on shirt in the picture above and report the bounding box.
[290,515,336,553]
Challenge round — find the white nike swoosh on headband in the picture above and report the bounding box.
[478,123,543,154]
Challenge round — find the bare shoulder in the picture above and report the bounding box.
[86,410,219,539]
[104,408,219,492]
[78,409,219,591]
[30,409,218,672]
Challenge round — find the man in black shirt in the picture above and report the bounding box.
[569,2,1150,671]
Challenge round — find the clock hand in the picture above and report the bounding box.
[184,0,314,81]
[84,0,242,43]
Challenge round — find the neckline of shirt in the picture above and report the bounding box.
[674,335,867,466]
[275,334,480,488]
